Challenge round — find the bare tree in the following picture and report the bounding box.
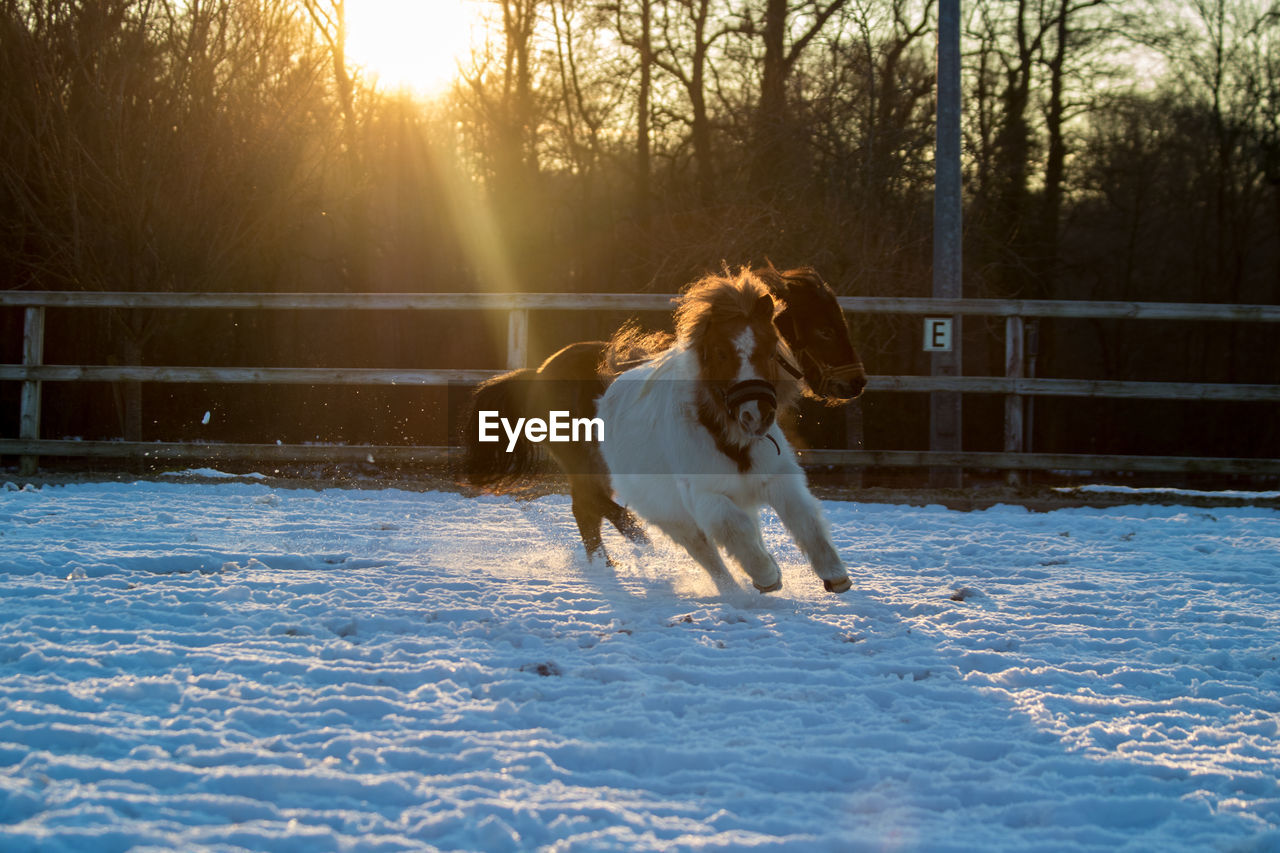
[302,0,358,161]
[834,0,934,200]
[608,0,657,226]
[649,0,738,204]
[1136,0,1276,302]
[969,0,1107,299]
[0,0,326,436]
[457,0,546,201]
[748,0,850,192]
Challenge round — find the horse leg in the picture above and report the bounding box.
[606,501,651,546]
[567,475,611,564]
[565,470,649,563]
[765,474,851,593]
[689,493,783,593]
[548,441,610,563]
[568,448,650,547]
[571,495,608,564]
[652,519,738,594]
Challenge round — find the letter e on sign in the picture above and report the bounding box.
[923,318,953,352]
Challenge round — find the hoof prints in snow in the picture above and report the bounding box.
[1,480,1279,851]
[519,662,562,677]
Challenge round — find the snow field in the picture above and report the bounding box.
[0,479,1278,851]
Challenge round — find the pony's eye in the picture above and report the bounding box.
[816,328,835,342]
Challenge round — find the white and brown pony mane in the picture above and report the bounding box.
[677,269,799,419]
[668,269,790,467]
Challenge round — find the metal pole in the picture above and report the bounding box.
[931,0,963,489]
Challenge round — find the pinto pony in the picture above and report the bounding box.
[460,264,865,565]
[597,269,852,594]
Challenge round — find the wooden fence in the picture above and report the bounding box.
[4,290,1280,478]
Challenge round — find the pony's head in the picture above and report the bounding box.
[757,263,866,404]
[676,270,784,442]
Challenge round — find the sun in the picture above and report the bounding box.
[343,0,486,99]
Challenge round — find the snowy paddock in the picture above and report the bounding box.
[1,478,1278,852]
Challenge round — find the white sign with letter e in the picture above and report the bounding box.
[923,317,953,352]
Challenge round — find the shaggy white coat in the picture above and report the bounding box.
[598,342,851,593]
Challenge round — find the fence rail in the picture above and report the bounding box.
[2,366,1277,403]
[4,290,1279,478]
[5,290,1280,321]
[4,440,1279,477]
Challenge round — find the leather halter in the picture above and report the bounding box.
[720,379,782,457]
[776,342,863,401]
[723,378,777,412]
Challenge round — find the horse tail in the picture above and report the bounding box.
[458,368,543,493]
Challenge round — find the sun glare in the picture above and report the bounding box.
[344,1,485,99]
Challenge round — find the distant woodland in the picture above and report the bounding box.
[2,0,1278,468]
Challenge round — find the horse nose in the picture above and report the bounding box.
[738,399,776,435]
[830,371,867,400]
[758,398,776,432]
[726,379,777,434]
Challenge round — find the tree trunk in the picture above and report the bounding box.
[1039,3,1068,301]
[690,66,714,205]
[690,1,714,205]
[754,0,789,190]
[636,0,652,228]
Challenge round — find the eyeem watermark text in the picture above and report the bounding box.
[477,410,604,452]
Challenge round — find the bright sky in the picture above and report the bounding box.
[343,0,486,98]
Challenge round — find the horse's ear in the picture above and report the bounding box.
[750,293,774,323]
[757,261,787,298]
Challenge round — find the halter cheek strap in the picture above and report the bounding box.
[775,350,804,380]
[775,331,862,398]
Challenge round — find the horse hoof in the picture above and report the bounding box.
[754,579,782,593]
[823,576,852,594]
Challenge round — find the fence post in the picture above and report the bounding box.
[507,308,529,371]
[1004,314,1025,486]
[19,306,46,476]
[1025,319,1039,457]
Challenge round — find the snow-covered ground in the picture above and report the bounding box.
[1,477,1278,852]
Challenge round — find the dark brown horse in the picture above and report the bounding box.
[459,264,866,564]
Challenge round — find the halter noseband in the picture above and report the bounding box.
[722,378,782,455]
[723,378,777,411]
